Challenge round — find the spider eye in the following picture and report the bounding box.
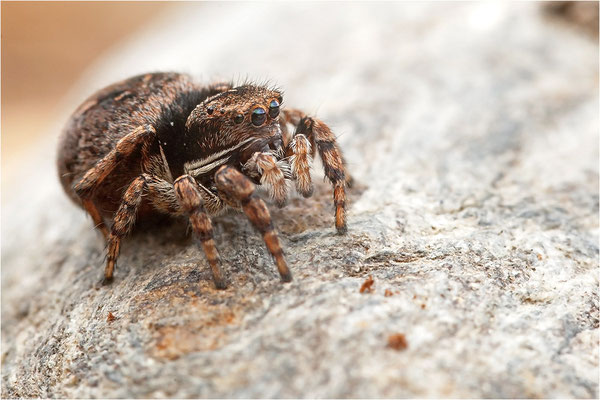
[234,114,244,124]
[251,107,266,126]
[268,100,280,118]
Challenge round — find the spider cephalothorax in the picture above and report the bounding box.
[57,72,350,289]
[182,85,287,190]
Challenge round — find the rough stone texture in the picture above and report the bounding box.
[2,3,598,398]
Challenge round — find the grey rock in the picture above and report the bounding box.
[2,3,598,398]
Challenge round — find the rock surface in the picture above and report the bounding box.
[2,3,598,398]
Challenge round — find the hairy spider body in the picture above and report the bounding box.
[57,72,349,289]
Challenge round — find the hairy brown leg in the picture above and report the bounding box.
[104,175,147,284]
[287,134,313,198]
[280,108,308,149]
[280,120,291,148]
[74,124,156,199]
[242,152,289,207]
[73,124,155,240]
[283,109,349,234]
[215,166,292,282]
[82,199,110,240]
[103,173,187,285]
[281,109,304,127]
[279,111,294,148]
[174,175,227,290]
[143,171,225,217]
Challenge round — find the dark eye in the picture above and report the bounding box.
[251,107,266,126]
[268,100,280,118]
[234,114,244,124]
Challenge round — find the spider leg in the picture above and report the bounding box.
[283,109,349,234]
[281,108,304,127]
[104,174,148,284]
[279,108,306,149]
[102,172,227,289]
[174,175,227,289]
[280,121,291,148]
[287,134,313,198]
[242,152,289,207]
[281,110,314,197]
[82,199,110,240]
[215,166,292,282]
[73,124,156,241]
[74,124,156,199]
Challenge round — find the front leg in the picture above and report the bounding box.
[242,151,290,208]
[215,166,292,282]
[282,109,349,234]
[174,176,227,289]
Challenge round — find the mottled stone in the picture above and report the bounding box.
[2,3,598,398]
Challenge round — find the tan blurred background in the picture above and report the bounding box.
[1,1,174,183]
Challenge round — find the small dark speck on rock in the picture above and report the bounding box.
[107,312,116,323]
[360,276,374,293]
[388,333,408,351]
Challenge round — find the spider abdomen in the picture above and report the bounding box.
[57,72,211,212]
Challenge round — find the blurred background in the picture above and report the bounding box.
[2,2,175,186]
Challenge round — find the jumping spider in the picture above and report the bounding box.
[57,72,350,289]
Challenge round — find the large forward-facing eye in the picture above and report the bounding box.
[251,107,266,126]
[268,100,280,118]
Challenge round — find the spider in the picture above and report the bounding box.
[57,72,350,289]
